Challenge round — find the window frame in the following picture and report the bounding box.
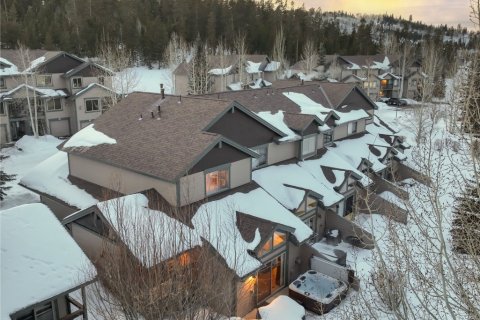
[46,98,62,112]
[204,165,231,196]
[258,230,288,257]
[301,134,317,158]
[347,121,358,135]
[85,98,100,112]
[0,77,6,89]
[36,74,53,87]
[251,144,268,169]
[323,130,333,145]
[0,101,6,115]
[72,77,83,88]
[98,76,105,85]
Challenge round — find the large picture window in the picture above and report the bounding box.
[46,99,62,111]
[85,99,100,112]
[205,168,229,195]
[252,145,268,169]
[301,135,316,157]
[36,75,52,87]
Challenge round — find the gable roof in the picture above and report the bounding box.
[64,61,114,77]
[1,203,94,319]
[70,82,116,99]
[61,93,258,182]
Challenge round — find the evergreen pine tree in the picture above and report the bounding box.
[0,155,15,201]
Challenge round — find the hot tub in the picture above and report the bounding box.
[288,270,348,314]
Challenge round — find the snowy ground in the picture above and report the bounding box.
[0,135,64,210]
[127,66,173,94]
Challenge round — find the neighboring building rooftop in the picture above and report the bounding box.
[1,203,94,319]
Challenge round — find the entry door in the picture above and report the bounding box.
[10,120,26,140]
[256,253,286,303]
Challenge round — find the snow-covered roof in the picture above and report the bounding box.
[258,295,305,320]
[264,60,281,72]
[282,92,331,121]
[0,84,67,99]
[24,56,46,72]
[334,108,370,125]
[63,124,117,148]
[256,111,301,142]
[378,72,401,80]
[1,203,94,319]
[253,163,343,208]
[97,194,202,267]
[330,133,391,172]
[246,61,262,73]
[71,82,115,98]
[0,57,19,76]
[227,82,242,91]
[20,151,98,209]
[208,65,233,75]
[192,188,312,277]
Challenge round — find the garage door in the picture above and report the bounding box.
[50,119,70,137]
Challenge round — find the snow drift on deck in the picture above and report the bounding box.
[258,295,305,320]
[1,203,94,319]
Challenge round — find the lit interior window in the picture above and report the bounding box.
[272,231,286,247]
[205,169,229,194]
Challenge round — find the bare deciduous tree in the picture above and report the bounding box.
[272,26,288,79]
[301,40,318,75]
[18,43,40,138]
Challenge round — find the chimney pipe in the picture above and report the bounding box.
[157,105,161,118]
[151,111,154,119]
[301,79,304,85]
[160,83,165,99]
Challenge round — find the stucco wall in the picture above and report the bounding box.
[70,223,114,262]
[268,141,297,164]
[236,279,256,317]
[174,74,188,95]
[69,154,178,205]
[74,86,111,130]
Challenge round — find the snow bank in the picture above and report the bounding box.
[119,66,173,94]
[192,188,312,276]
[64,124,116,148]
[258,295,305,320]
[20,151,98,209]
[98,194,202,267]
[256,111,300,142]
[1,203,94,320]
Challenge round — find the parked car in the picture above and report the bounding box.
[386,98,407,106]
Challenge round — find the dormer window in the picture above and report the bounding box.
[323,130,333,145]
[252,144,268,169]
[72,77,83,88]
[348,121,358,135]
[258,231,287,257]
[205,166,229,195]
[301,135,316,158]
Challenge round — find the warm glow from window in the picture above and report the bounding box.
[273,231,286,247]
[205,169,229,194]
[178,252,191,266]
[259,239,272,256]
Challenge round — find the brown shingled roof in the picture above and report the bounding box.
[283,113,320,132]
[0,49,51,71]
[63,93,250,182]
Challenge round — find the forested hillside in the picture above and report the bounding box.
[1,0,477,66]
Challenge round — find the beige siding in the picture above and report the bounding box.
[268,141,297,164]
[71,223,112,262]
[236,279,256,317]
[316,133,324,149]
[69,154,178,205]
[173,74,188,95]
[179,171,205,206]
[50,73,67,89]
[230,158,251,188]
[357,119,366,132]
[179,158,251,206]
[74,86,111,129]
[333,123,348,140]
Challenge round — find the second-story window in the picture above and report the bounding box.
[98,76,105,85]
[72,77,83,88]
[47,99,62,111]
[0,77,6,89]
[323,130,333,145]
[205,167,229,195]
[0,101,6,115]
[258,231,287,257]
[36,75,52,87]
[301,135,316,157]
[252,145,268,169]
[348,121,358,135]
[85,99,100,112]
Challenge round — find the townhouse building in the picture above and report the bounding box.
[21,81,428,317]
[0,50,115,144]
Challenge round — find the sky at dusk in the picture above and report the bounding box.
[296,0,472,29]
